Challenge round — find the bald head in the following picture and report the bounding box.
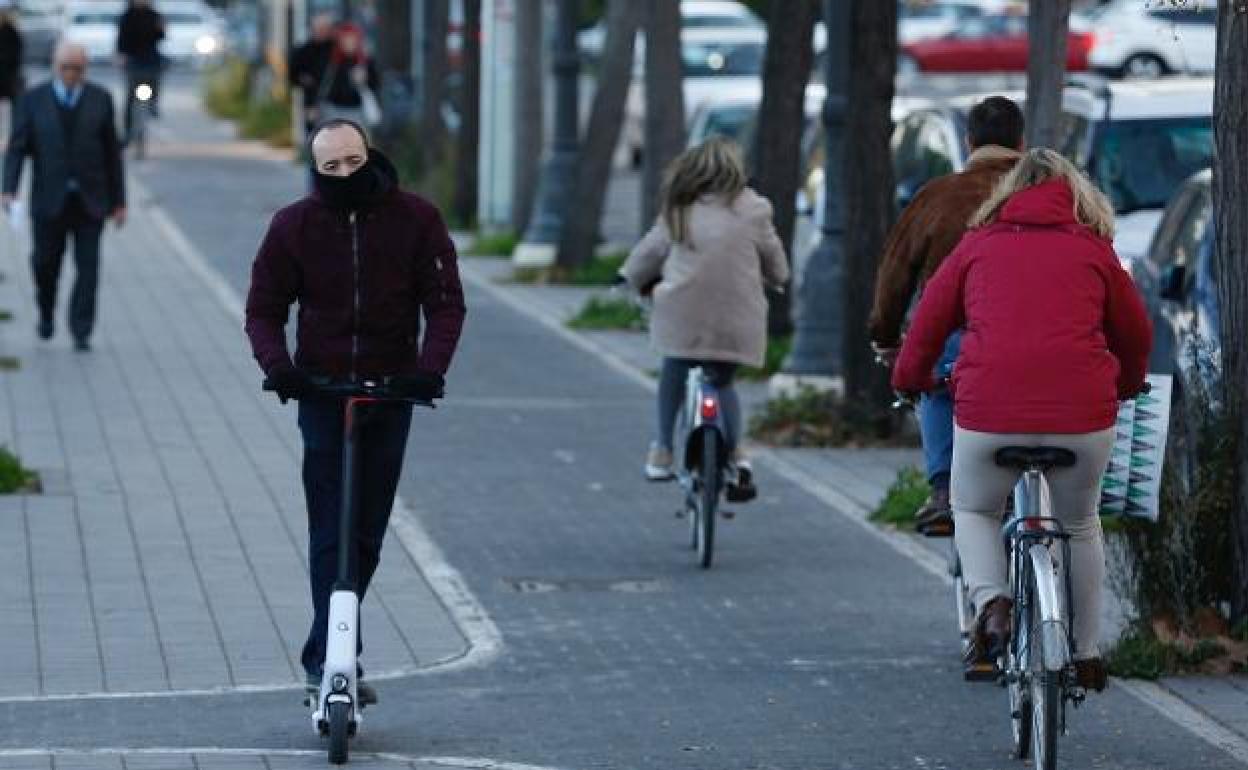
[310,123,368,177]
[53,41,88,88]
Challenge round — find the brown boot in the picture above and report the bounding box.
[914,487,953,536]
[964,596,1013,664]
[1074,658,1108,692]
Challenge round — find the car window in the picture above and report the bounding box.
[72,11,120,24]
[698,105,756,144]
[1057,111,1093,168]
[166,12,206,24]
[682,42,763,76]
[1090,117,1214,212]
[891,113,926,185]
[1148,188,1195,268]
[1148,8,1216,25]
[917,118,955,181]
[683,15,757,29]
[1173,187,1213,271]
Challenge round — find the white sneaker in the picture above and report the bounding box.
[645,443,676,481]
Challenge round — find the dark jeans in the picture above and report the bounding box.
[917,330,962,490]
[298,397,413,677]
[32,193,104,340]
[657,358,740,452]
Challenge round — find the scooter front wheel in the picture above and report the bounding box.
[328,700,350,764]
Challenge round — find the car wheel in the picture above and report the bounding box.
[1122,53,1166,80]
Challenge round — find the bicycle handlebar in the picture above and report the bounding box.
[262,376,436,406]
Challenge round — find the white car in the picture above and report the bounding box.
[578,0,762,61]
[897,1,988,44]
[17,0,64,64]
[63,0,225,66]
[1078,0,1217,78]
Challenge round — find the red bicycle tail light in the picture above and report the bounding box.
[700,397,719,420]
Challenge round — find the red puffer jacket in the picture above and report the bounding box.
[892,179,1152,434]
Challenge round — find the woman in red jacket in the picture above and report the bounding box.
[893,148,1152,692]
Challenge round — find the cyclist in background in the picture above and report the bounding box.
[620,136,788,503]
[891,148,1152,691]
[116,0,165,143]
[869,96,1025,536]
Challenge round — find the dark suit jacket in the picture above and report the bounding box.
[3,81,125,220]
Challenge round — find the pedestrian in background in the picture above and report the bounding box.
[289,13,336,136]
[0,6,22,140]
[315,22,381,127]
[116,0,165,142]
[620,136,789,502]
[1,42,126,351]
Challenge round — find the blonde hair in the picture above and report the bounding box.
[660,136,747,244]
[969,147,1116,239]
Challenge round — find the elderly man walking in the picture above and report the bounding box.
[2,42,125,351]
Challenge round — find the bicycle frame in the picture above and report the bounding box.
[675,367,729,483]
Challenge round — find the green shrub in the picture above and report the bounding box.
[567,296,646,331]
[241,96,292,146]
[748,386,916,448]
[202,56,251,120]
[0,446,37,494]
[468,231,519,257]
[870,467,930,526]
[1108,626,1229,679]
[565,252,627,286]
[0,308,13,321]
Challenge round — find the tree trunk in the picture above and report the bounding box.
[1213,1,1248,621]
[422,0,451,165]
[752,0,818,337]
[511,0,544,234]
[1024,0,1072,148]
[453,0,482,228]
[375,0,412,80]
[842,0,896,424]
[557,1,643,269]
[641,0,685,231]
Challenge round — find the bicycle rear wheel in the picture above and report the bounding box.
[1008,580,1032,759]
[697,431,719,569]
[1029,561,1060,770]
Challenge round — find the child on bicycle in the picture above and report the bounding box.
[892,148,1152,691]
[620,136,789,502]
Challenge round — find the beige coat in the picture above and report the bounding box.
[621,188,789,367]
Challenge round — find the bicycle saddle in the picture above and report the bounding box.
[993,446,1077,470]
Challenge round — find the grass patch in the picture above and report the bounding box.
[0,446,38,494]
[748,386,916,448]
[741,335,792,382]
[0,308,13,321]
[1108,626,1229,679]
[202,56,251,120]
[567,296,646,331]
[468,231,519,257]
[511,253,628,286]
[0,356,19,371]
[870,467,930,526]
[241,96,292,147]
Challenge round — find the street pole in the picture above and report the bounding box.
[478,0,517,232]
[513,0,579,268]
[777,0,848,391]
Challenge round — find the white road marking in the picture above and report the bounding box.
[459,259,1248,765]
[0,747,565,770]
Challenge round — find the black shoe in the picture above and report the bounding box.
[37,318,53,340]
[73,338,90,352]
[726,463,757,503]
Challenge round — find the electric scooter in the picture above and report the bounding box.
[264,375,433,765]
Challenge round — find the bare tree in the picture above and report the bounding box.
[557,1,644,269]
[752,0,819,336]
[1213,1,1248,619]
[641,0,685,230]
[842,0,897,421]
[1025,0,1073,148]
[452,0,482,227]
[511,0,544,234]
[421,0,451,166]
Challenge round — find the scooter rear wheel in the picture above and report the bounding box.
[328,700,350,764]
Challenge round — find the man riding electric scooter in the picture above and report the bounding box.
[245,118,466,708]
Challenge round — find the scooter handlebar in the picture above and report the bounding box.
[262,375,437,406]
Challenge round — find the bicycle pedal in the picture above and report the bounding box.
[963,661,1000,682]
[920,523,955,538]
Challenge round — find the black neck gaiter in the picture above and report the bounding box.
[314,158,384,211]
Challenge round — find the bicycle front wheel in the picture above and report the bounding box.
[697,431,719,569]
[1029,562,1060,770]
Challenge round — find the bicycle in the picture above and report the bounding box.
[128,79,156,160]
[263,375,433,765]
[671,365,734,569]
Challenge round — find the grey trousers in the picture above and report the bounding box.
[951,425,1115,660]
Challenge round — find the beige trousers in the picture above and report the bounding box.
[951,426,1115,660]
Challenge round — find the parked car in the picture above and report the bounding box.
[897,1,987,44]
[17,0,63,65]
[64,0,225,66]
[1078,0,1217,78]
[1057,76,1214,266]
[579,0,762,61]
[1128,169,1218,486]
[899,13,1093,74]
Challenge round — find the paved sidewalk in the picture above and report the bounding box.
[0,751,510,770]
[458,250,1248,747]
[0,183,466,699]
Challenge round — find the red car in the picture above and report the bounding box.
[900,14,1092,74]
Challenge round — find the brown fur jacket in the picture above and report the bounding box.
[867,146,1021,347]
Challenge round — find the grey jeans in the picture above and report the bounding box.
[951,425,1115,660]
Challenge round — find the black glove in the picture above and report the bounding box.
[391,371,444,401]
[268,363,313,404]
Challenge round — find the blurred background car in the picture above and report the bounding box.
[897,0,988,44]
[1078,0,1217,79]
[579,0,763,62]
[16,0,63,65]
[64,0,225,67]
[898,12,1093,74]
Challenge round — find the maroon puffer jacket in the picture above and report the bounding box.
[244,157,466,380]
